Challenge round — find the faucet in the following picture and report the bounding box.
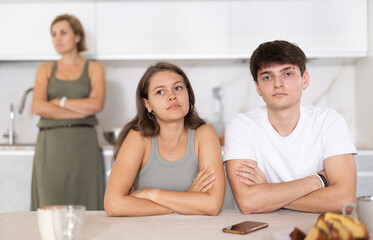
[3,103,15,145]
[212,87,224,144]
[212,87,223,123]
[19,87,34,114]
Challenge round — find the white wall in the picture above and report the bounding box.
[0,59,356,147]
[354,0,373,149]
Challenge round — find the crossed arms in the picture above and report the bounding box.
[32,61,105,119]
[226,153,356,214]
[104,125,226,217]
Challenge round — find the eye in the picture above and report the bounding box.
[262,75,271,81]
[284,72,293,77]
[156,90,165,95]
[175,86,183,91]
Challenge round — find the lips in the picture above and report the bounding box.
[272,92,288,97]
[167,104,180,110]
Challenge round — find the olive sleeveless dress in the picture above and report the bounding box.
[31,61,104,210]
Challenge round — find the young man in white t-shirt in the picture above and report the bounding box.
[224,40,357,214]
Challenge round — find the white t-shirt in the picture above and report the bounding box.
[223,105,356,184]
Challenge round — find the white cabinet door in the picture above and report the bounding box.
[0,2,95,60]
[0,153,34,211]
[96,1,230,59]
[230,0,367,58]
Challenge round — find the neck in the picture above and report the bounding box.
[267,104,301,137]
[158,122,185,147]
[59,51,83,65]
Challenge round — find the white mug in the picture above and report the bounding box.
[38,205,63,240]
[343,196,373,234]
[37,205,86,240]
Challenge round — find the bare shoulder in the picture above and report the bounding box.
[194,124,220,150]
[125,129,146,143]
[38,62,54,73]
[88,60,105,73]
[123,129,151,149]
[36,62,54,79]
[117,129,152,164]
[195,124,218,138]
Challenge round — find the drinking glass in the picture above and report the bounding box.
[52,205,86,240]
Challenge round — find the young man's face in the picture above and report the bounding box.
[255,63,309,112]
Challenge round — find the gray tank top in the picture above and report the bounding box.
[133,129,199,191]
[38,60,98,127]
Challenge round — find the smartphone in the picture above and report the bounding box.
[222,221,269,234]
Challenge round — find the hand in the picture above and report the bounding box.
[235,160,268,185]
[188,166,216,193]
[89,88,97,98]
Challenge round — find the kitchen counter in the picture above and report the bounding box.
[0,209,320,240]
[1,147,372,212]
[0,144,114,155]
[0,145,115,212]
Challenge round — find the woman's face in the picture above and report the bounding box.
[51,20,80,54]
[144,70,190,123]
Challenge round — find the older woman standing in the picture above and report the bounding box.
[31,14,105,210]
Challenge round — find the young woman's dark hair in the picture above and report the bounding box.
[250,40,307,83]
[113,62,206,161]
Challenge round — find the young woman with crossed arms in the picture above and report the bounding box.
[104,62,225,216]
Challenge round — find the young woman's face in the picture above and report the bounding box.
[144,70,190,123]
[51,20,80,54]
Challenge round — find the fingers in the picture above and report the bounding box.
[236,160,268,185]
[195,168,215,190]
[201,182,213,192]
[199,175,216,192]
[236,168,256,185]
[89,88,97,98]
[188,166,216,192]
[193,166,209,185]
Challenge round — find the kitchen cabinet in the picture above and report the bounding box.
[95,1,230,60]
[0,2,96,60]
[0,0,368,60]
[0,150,33,211]
[0,148,112,212]
[356,151,373,197]
[230,0,368,58]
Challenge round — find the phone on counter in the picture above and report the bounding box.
[222,221,269,234]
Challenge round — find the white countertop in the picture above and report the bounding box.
[0,209,321,240]
[0,144,115,156]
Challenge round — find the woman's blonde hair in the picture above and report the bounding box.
[50,14,87,52]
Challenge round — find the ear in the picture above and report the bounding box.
[143,98,152,113]
[302,71,310,90]
[255,81,262,96]
[75,35,81,44]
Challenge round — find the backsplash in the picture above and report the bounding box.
[0,60,356,147]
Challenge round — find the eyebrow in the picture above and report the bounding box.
[152,80,184,92]
[259,66,295,76]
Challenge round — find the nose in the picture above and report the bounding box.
[274,77,284,88]
[168,90,177,101]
